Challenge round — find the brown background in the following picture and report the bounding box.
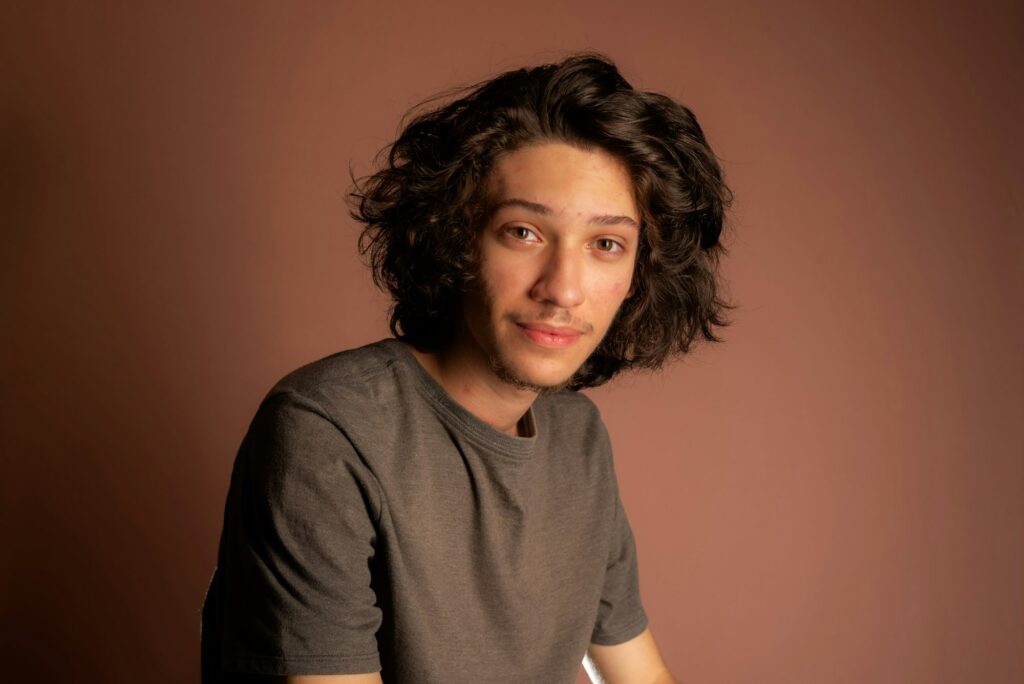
[2,1,1021,682]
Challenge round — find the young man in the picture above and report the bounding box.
[202,54,730,684]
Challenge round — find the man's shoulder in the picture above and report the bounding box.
[262,338,405,414]
[540,387,602,419]
[536,389,611,445]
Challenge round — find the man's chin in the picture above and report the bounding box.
[489,356,576,394]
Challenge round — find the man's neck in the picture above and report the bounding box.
[404,341,536,438]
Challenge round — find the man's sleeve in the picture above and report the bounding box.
[215,390,384,676]
[590,490,649,646]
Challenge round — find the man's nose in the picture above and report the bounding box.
[530,247,584,308]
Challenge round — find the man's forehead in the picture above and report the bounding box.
[482,145,640,224]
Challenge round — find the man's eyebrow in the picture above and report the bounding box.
[589,213,639,228]
[489,197,639,228]
[490,198,553,216]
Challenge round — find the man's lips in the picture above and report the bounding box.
[516,322,585,348]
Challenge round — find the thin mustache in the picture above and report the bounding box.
[514,310,593,334]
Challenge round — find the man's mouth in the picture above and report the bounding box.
[515,322,585,348]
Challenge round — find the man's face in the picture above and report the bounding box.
[459,141,640,391]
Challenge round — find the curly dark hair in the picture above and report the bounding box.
[351,53,732,389]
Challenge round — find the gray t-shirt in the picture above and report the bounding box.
[202,338,647,683]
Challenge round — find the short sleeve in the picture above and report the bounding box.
[590,491,649,645]
[212,391,384,676]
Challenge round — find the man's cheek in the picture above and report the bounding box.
[592,274,632,310]
[483,268,524,304]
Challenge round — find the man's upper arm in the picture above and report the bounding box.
[590,485,649,645]
[213,391,383,676]
[585,627,677,684]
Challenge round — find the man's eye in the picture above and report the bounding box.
[594,238,623,253]
[508,226,538,241]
